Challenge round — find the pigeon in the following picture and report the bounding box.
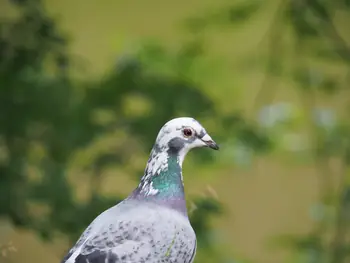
[61,117,219,263]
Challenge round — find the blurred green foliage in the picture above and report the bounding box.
[0,0,267,262]
[1,0,350,262]
[253,1,350,263]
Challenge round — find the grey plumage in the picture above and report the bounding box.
[61,117,218,263]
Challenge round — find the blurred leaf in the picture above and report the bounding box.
[319,78,338,94]
[308,0,331,21]
[198,0,262,27]
[270,233,324,252]
[237,125,271,153]
[0,2,226,261]
[293,67,313,89]
[190,196,223,249]
[287,1,320,38]
[225,1,262,23]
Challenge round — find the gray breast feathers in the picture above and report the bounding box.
[61,201,197,263]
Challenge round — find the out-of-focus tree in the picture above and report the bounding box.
[0,0,215,249]
[262,2,350,263]
[191,0,350,262]
[0,0,272,262]
[182,0,350,262]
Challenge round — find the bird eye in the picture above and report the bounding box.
[183,128,193,137]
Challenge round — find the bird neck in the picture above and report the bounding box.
[151,154,184,195]
[129,146,188,215]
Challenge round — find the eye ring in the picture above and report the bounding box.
[183,128,193,138]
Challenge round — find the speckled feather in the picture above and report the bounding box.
[62,201,196,263]
[61,117,218,263]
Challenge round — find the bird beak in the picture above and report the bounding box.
[201,134,220,150]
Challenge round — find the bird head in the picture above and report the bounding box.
[154,117,219,161]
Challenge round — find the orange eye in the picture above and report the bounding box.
[183,128,193,137]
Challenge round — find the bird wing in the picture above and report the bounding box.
[61,202,196,263]
[61,219,153,263]
[187,239,197,263]
[68,240,149,263]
